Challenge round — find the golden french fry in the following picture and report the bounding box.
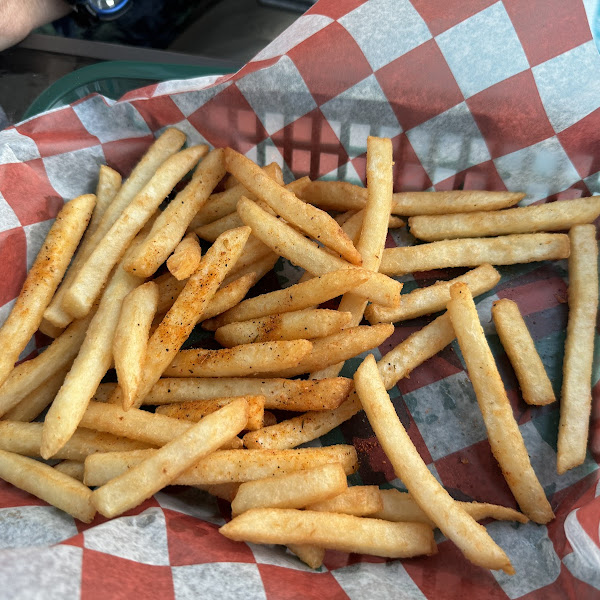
[54,460,85,482]
[226,236,275,279]
[154,271,187,314]
[236,197,402,307]
[89,165,122,233]
[374,489,528,525]
[492,298,556,406]
[380,233,570,275]
[354,354,513,574]
[44,128,185,329]
[557,224,599,474]
[124,148,222,278]
[307,485,383,516]
[64,145,207,319]
[215,309,352,347]
[156,395,265,430]
[300,180,524,215]
[164,340,313,378]
[0,421,150,461]
[287,544,326,570]
[340,209,404,246]
[114,281,159,409]
[204,268,369,330]
[366,264,500,324]
[167,233,203,280]
[409,197,600,241]
[448,283,554,524]
[0,194,96,387]
[91,398,249,518]
[197,482,241,503]
[231,463,348,515]
[226,149,362,265]
[0,449,95,522]
[220,508,436,559]
[84,445,358,487]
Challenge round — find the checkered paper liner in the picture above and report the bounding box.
[0,0,600,597]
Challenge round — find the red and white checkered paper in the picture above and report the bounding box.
[1,0,600,597]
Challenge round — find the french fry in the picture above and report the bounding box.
[287,545,326,570]
[204,268,369,330]
[44,128,185,329]
[155,395,265,430]
[447,283,554,524]
[354,354,513,574]
[84,445,358,487]
[53,460,85,482]
[124,148,223,278]
[226,149,362,265]
[340,209,404,246]
[236,197,402,307]
[231,463,348,515]
[220,508,436,559]
[89,165,122,233]
[0,194,96,387]
[300,180,524,215]
[263,411,277,427]
[163,340,313,378]
[155,271,187,314]
[0,449,95,522]
[374,489,528,525]
[557,225,599,474]
[492,298,556,406]
[113,281,158,409]
[197,482,240,503]
[166,233,203,280]
[91,398,249,518]
[219,253,278,289]
[366,264,500,324]
[215,309,352,346]
[63,145,207,319]
[409,197,600,241]
[225,236,275,279]
[307,485,383,516]
[380,233,570,275]
[0,421,150,461]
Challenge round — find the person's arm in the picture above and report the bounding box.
[0,0,72,51]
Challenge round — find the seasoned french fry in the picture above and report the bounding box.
[366,264,500,324]
[91,398,249,518]
[215,309,352,346]
[204,268,369,330]
[231,463,348,515]
[447,283,554,524]
[409,197,600,241]
[84,445,358,487]
[54,460,85,482]
[380,233,570,275]
[236,197,402,307]
[300,180,524,215]
[492,298,556,406]
[164,340,313,378]
[0,421,150,461]
[124,148,223,278]
[374,489,528,525]
[226,236,275,278]
[156,395,265,430]
[44,128,185,329]
[226,149,362,265]
[220,508,436,559]
[0,449,95,522]
[0,194,96,387]
[219,253,278,289]
[167,233,203,280]
[307,485,383,516]
[557,225,599,474]
[355,354,513,574]
[114,281,158,409]
[64,145,207,319]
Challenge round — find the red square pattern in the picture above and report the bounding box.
[411,0,497,36]
[0,478,47,508]
[0,160,64,226]
[101,135,155,179]
[0,227,26,307]
[323,549,386,572]
[376,39,464,132]
[81,548,174,600]
[257,564,348,600]
[434,160,507,192]
[503,0,592,68]
[163,509,255,566]
[120,83,160,102]
[187,85,269,155]
[467,70,555,159]
[130,96,186,132]
[521,566,600,600]
[270,108,350,180]
[288,22,372,106]
[558,108,600,180]
[497,277,567,318]
[307,0,367,20]
[17,106,100,158]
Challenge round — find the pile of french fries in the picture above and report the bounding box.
[0,127,597,575]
